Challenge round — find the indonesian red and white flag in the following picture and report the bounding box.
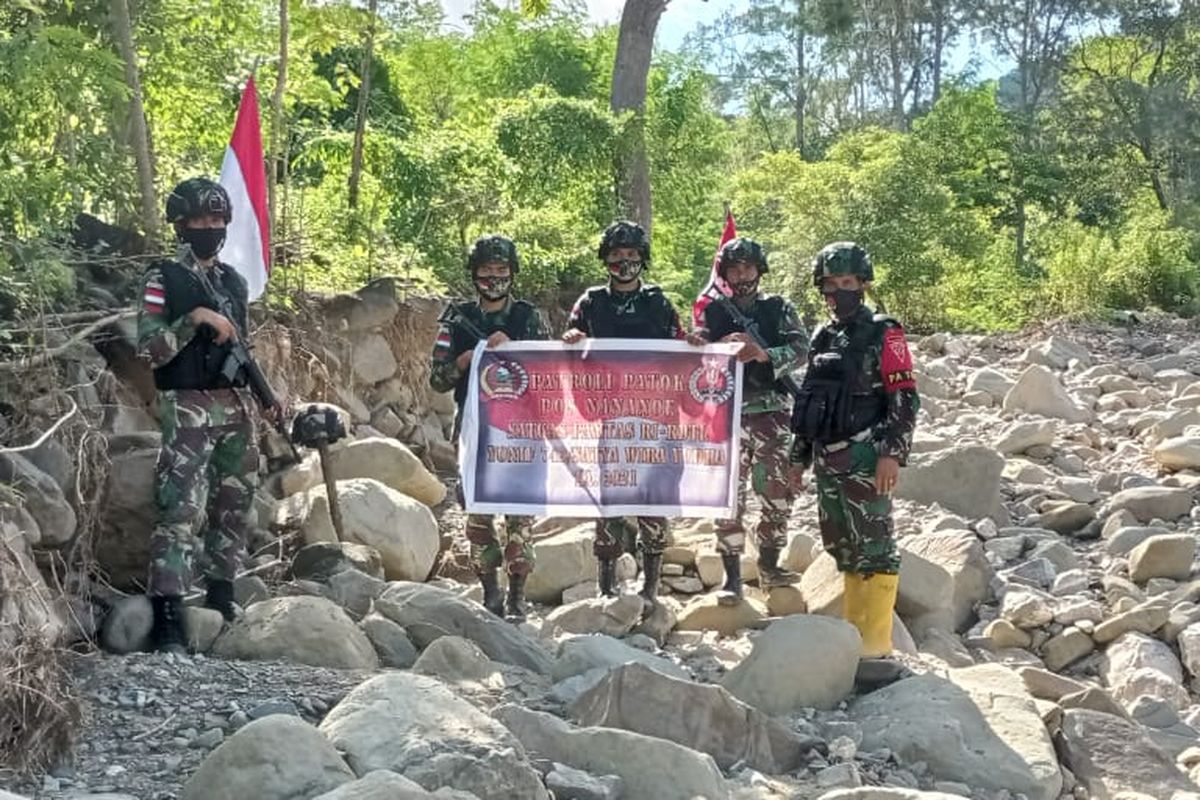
[691,208,737,328]
[219,76,270,301]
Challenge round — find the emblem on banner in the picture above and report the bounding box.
[688,359,735,404]
[480,358,529,400]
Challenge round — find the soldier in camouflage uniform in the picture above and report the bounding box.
[790,242,919,658]
[563,220,686,610]
[430,234,549,622]
[689,237,807,604]
[137,177,272,654]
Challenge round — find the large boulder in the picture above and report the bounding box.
[894,446,1006,522]
[851,670,1061,800]
[899,533,992,632]
[374,582,554,674]
[494,705,728,800]
[721,615,859,713]
[570,663,812,774]
[1101,632,1189,710]
[895,545,956,637]
[675,595,767,637]
[325,438,445,507]
[1057,709,1197,798]
[94,443,158,589]
[0,452,75,546]
[179,715,355,800]
[552,634,688,682]
[1002,365,1092,422]
[542,596,643,638]
[350,333,399,385]
[1128,534,1196,583]
[279,478,438,582]
[1104,486,1193,523]
[318,673,547,800]
[524,524,595,604]
[212,596,380,669]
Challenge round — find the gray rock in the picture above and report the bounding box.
[1129,534,1196,582]
[552,634,687,682]
[545,763,622,800]
[292,542,385,582]
[327,568,387,618]
[0,452,76,546]
[100,595,153,654]
[894,446,1006,523]
[1102,632,1189,710]
[524,524,596,604]
[234,575,272,607]
[312,770,448,799]
[212,596,379,669]
[1057,709,1197,798]
[1003,365,1091,422]
[1092,601,1169,643]
[542,596,644,638]
[1105,486,1193,523]
[413,636,496,683]
[359,612,417,668]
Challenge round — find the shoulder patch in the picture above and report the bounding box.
[881,326,916,392]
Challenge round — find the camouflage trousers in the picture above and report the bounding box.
[716,409,794,555]
[465,514,534,576]
[149,388,259,596]
[594,517,668,561]
[814,435,899,575]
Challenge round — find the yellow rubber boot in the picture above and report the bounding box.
[857,572,900,658]
[841,572,864,629]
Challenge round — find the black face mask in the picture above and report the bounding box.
[731,277,759,298]
[607,258,644,284]
[825,288,864,320]
[474,275,512,302]
[180,227,226,260]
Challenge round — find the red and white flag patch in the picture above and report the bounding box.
[143,281,165,313]
[880,326,916,392]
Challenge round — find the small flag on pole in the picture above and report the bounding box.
[219,76,270,301]
[691,206,737,328]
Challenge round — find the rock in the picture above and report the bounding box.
[1015,667,1086,701]
[212,596,379,669]
[895,546,956,637]
[968,367,1016,399]
[1179,624,1200,678]
[894,445,1006,522]
[633,595,680,645]
[94,445,157,589]
[1057,709,1198,798]
[234,575,272,607]
[800,552,845,616]
[675,595,767,637]
[1036,502,1096,534]
[328,568,387,618]
[1105,486,1193,523]
[100,595,153,654]
[570,662,811,773]
[1154,436,1200,471]
[186,607,225,653]
[551,634,688,682]
[1128,534,1196,582]
[323,438,445,507]
[851,669,1061,800]
[281,479,438,582]
[766,584,807,616]
[524,524,595,604]
[375,582,554,674]
[494,704,727,800]
[413,636,496,684]
[543,596,644,637]
[1000,587,1054,629]
[984,619,1032,650]
[545,763,621,800]
[1022,336,1091,370]
[782,532,820,573]
[1102,632,1189,710]
[1003,365,1092,422]
[359,612,418,668]
[1092,601,1169,644]
[320,673,547,799]
[1041,628,1095,671]
[1059,687,1129,719]
[994,420,1057,455]
[0,452,75,546]
[900,533,992,632]
[816,762,863,788]
[817,791,972,800]
[312,770,445,799]
[721,615,860,713]
[350,333,399,385]
[293,542,385,582]
[179,715,355,800]
[1105,526,1166,557]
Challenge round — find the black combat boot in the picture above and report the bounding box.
[639,552,662,612]
[506,572,528,623]
[758,545,799,587]
[717,553,743,606]
[204,579,238,622]
[480,568,505,617]
[150,595,188,655]
[597,558,619,597]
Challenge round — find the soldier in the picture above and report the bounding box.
[789,242,919,658]
[137,177,273,654]
[563,220,686,610]
[430,234,549,622]
[688,237,807,604]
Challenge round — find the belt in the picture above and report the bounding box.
[820,427,875,452]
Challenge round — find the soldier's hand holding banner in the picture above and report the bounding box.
[458,339,744,518]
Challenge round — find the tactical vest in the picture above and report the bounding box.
[704,294,788,394]
[448,300,535,408]
[151,260,250,392]
[791,315,888,443]
[582,285,674,339]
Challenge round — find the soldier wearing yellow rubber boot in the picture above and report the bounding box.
[788,242,919,665]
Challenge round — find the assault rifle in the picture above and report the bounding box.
[439,301,490,343]
[701,287,803,400]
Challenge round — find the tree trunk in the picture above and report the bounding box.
[610,0,669,232]
[348,0,378,211]
[794,0,807,157]
[269,0,288,249]
[110,0,158,244]
[931,0,945,103]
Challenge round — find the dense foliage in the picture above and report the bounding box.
[1,0,1198,330]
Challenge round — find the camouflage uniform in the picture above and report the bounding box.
[137,248,258,597]
[430,297,549,577]
[693,293,807,555]
[790,304,919,576]
[566,282,685,560]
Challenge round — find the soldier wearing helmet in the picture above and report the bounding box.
[563,220,686,609]
[688,237,808,603]
[790,241,920,660]
[136,177,264,653]
[430,234,549,621]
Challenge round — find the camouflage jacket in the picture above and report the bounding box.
[429,298,550,404]
[693,292,808,414]
[789,305,920,468]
